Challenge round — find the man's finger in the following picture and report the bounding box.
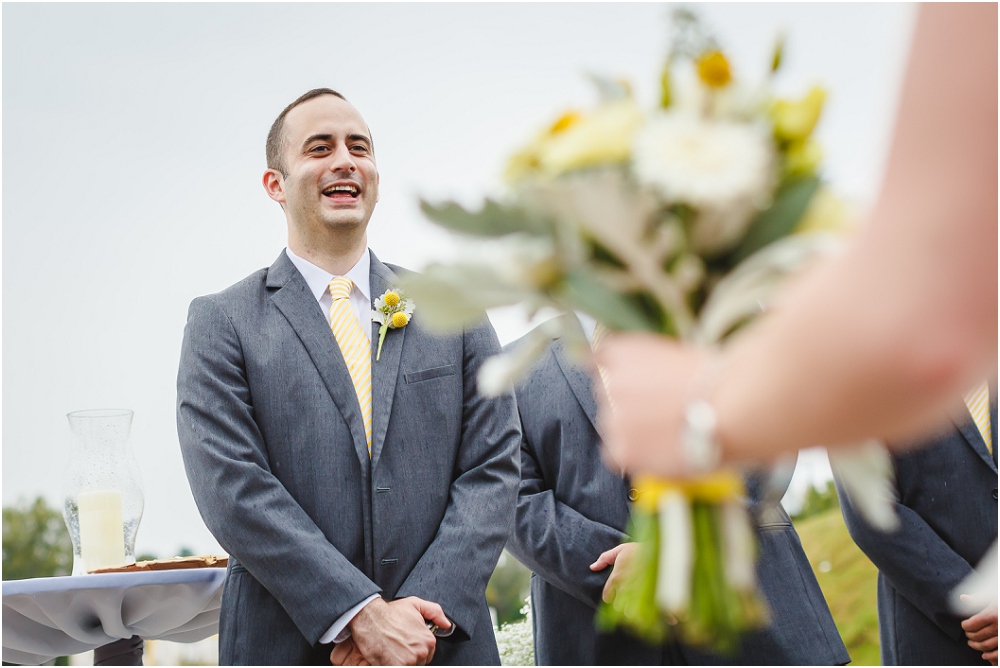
[966,625,999,642]
[983,648,997,665]
[962,607,997,631]
[602,571,620,604]
[590,545,623,571]
[970,637,1000,652]
[330,640,352,665]
[408,597,452,630]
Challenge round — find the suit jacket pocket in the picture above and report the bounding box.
[404,364,457,384]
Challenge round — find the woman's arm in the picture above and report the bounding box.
[599,4,997,476]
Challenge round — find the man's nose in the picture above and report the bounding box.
[328,144,357,173]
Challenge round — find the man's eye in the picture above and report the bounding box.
[310,145,330,153]
[351,145,369,153]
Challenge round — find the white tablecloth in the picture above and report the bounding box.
[2,568,226,665]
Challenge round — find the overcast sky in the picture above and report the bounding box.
[3,3,917,558]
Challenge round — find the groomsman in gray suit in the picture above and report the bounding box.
[177,88,520,665]
[505,319,850,665]
[839,383,998,665]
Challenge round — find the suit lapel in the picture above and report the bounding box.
[368,252,405,470]
[553,341,601,436]
[952,403,998,474]
[991,395,997,465]
[266,251,371,471]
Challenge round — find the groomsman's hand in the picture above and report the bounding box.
[330,638,369,666]
[961,601,998,666]
[346,596,447,665]
[590,543,638,603]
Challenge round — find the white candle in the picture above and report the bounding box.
[78,489,126,572]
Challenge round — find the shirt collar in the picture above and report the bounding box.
[575,311,597,347]
[285,247,371,304]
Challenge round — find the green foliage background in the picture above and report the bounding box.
[3,496,73,581]
[792,489,881,666]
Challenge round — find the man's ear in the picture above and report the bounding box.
[263,169,286,204]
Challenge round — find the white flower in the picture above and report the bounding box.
[632,113,776,254]
[828,440,899,532]
[722,500,756,590]
[655,489,693,614]
[496,599,535,666]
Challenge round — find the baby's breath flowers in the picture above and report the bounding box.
[372,289,415,360]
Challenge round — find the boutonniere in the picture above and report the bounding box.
[372,289,415,360]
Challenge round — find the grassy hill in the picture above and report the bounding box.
[793,506,881,666]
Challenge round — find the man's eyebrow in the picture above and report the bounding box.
[346,133,372,148]
[301,133,372,149]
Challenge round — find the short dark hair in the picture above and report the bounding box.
[266,88,347,176]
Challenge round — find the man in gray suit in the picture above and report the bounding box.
[177,88,520,665]
[839,388,998,665]
[505,325,850,665]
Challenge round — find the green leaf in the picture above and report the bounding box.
[727,177,820,265]
[559,270,659,333]
[419,198,551,238]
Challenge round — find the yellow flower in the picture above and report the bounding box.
[783,138,823,178]
[696,50,732,88]
[504,100,644,182]
[391,312,410,328]
[548,111,583,134]
[771,86,826,143]
[384,291,400,308]
[631,471,743,512]
[793,187,859,236]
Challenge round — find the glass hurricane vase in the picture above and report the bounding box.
[62,409,144,574]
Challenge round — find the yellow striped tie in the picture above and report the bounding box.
[328,277,372,452]
[592,322,616,413]
[963,381,992,455]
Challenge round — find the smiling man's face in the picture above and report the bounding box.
[268,94,379,238]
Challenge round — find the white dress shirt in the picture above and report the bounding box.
[285,247,373,341]
[285,247,380,644]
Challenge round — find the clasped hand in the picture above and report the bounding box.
[961,598,998,666]
[330,596,451,666]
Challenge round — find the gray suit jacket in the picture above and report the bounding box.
[177,250,520,665]
[839,396,998,665]
[505,339,849,665]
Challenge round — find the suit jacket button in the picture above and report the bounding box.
[992,489,997,500]
[628,488,640,502]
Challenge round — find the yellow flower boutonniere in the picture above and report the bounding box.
[372,289,415,360]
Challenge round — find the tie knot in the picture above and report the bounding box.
[328,277,353,301]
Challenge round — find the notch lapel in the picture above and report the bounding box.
[952,404,998,474]
[266,252,371,471]
[553,341,601,436]
[991,395,997,465]
[368,252,405,470]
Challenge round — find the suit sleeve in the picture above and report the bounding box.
[176,296,380,645]
[504,421,629,610]
[836,475,974,641]
[394,318,521,641]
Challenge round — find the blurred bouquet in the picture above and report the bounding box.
[402,9,886,653]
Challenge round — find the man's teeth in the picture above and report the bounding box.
[325,185,359,196]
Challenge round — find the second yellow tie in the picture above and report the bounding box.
[592,322,617,413]
[963,381,992,455]
[328,277,372,452]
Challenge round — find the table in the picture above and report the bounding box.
[2,568,226,665]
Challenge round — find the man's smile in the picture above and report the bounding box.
[321,181,362,203]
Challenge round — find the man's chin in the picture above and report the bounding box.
[320,215,369,234]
